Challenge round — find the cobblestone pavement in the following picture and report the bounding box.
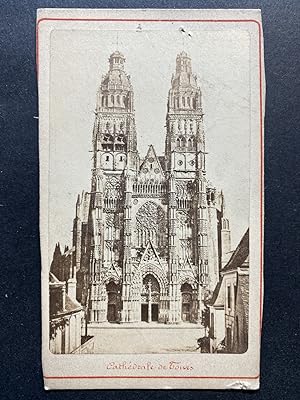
[88,323,205,353]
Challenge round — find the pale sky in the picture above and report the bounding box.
[49,28,250,258]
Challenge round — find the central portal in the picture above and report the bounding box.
[151,304,159,321]
[141,304,148,322]
[141,274,160,323]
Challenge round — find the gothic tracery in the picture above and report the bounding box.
[136,201,166,249]
[71,50,231,325]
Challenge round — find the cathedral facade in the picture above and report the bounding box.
[69,50,231,325]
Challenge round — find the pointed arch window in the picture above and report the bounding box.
[136,201,166,248]
[102,134,113,150]
[190,120,193,132]
[111,95,114,105]
[117,95,120,104]
[191,136,195,148]
[182,97,185,107]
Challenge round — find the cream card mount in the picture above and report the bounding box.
[38,8,264,390]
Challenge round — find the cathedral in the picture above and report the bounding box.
[67,50,232,325]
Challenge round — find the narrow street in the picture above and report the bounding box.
[88,323,205,354]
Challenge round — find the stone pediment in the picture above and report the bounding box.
[140,240,162,267]
[179,257,197,278]
[138,145,165,180]
[178,267,198,289]
[102,263,122,285]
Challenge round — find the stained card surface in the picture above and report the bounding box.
[39,8,264,390]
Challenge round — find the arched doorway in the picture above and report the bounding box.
[106,281,121,322]
[141,274,160,322]
[181,283,193,322]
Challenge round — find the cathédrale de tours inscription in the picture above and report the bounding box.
[49,49,249,355]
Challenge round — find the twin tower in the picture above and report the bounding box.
[71,50,231,325]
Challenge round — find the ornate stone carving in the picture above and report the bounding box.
[175,181,186,197]
[104,176,121,196]
[182,292,192,303]
[143,274,160,294]
[106,214,114,227]
[136,201,165,232]
[104,176,123,209]
[105,240,114,250]
[180,238,192,248]
[176,210,190,226]
[142,247,157,262]
[175,181,194,197]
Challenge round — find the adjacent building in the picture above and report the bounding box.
[208,229,249,353]
[49,247,95,354]
[49,272,83,354]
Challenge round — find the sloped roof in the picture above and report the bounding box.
[49,272,64,287]
[209,277,225,308]
[65,294,82,313]
[221,229,249,274]
[49,272,82,316]
[209,229,249,308]
[49,272,60,283]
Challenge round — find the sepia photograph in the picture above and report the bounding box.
[48,26,250,355]
[4,1,299,396]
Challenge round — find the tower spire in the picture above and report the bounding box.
[165,51,203,166]
[92,50,137,172]
[87,52,138,324]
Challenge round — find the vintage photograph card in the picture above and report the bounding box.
[39,8,264,389]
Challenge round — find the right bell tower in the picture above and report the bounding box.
[165,51,203,169]
[165,51,209,323]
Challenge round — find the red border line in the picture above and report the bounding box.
[38,17,263,381]
[44,374,260,380]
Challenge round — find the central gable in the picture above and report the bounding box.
[140,240,162,266]
[138,145,165,180]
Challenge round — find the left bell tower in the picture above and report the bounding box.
[88,51,138,324]
[91,50,137,177]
